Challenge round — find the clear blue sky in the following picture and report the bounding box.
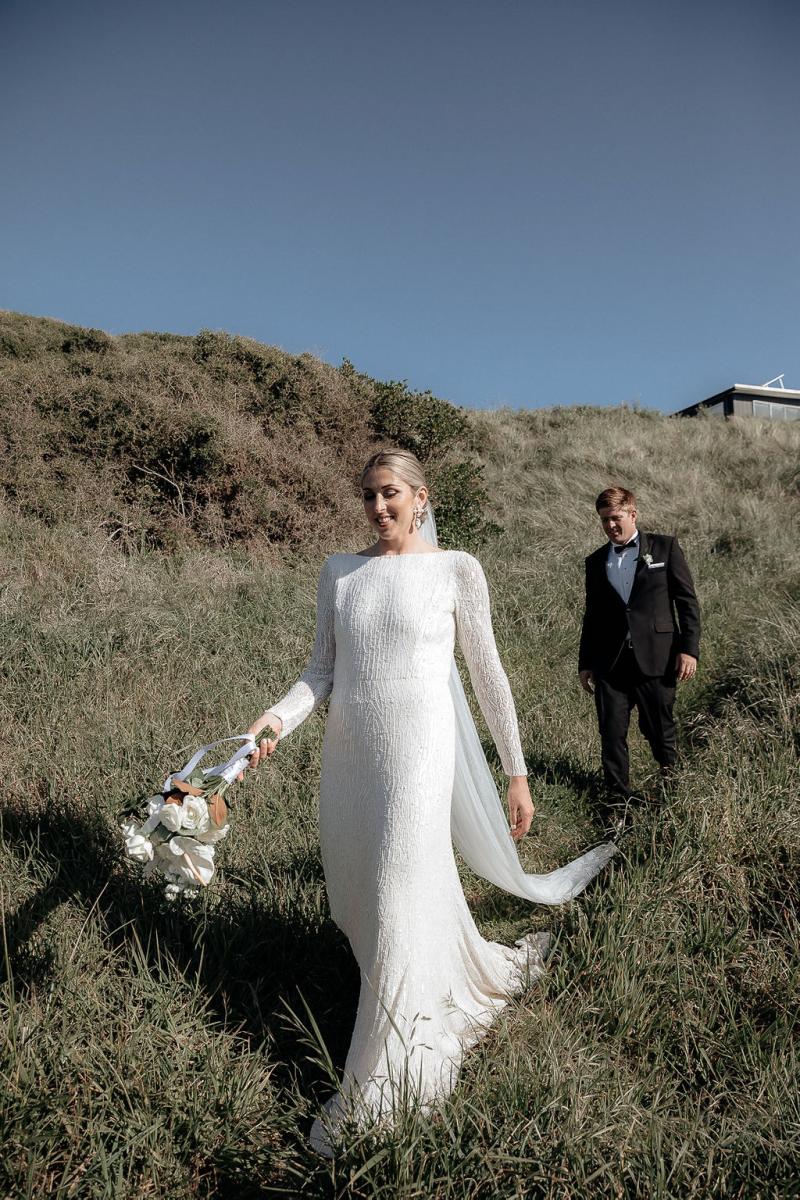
[2,0,798,411]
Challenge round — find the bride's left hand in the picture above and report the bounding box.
[508,777,535,840]
[236,713,282,781]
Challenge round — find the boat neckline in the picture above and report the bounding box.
[344,548,453,560]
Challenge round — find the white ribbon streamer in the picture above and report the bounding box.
[165,734,257,791]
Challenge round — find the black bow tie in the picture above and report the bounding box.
[614,541,638,554]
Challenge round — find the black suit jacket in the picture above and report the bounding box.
[578,531,701,678]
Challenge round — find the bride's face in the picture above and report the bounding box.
[361,468,426,540]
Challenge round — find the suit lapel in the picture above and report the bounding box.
[628,530,650,602]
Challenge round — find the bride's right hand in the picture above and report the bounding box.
[236,713,282,780]
[508,776,535,841]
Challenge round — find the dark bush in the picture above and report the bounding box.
[370,380,472,462]
[429,460,501,548]
[0,311,501,555]
[148,413,224,480]
[0,329,22,358]
[368,378,499,547]
[61,327,113,355]
[192,329,229,362]
[34,382,146,459]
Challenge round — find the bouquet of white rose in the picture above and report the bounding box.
[121,735,256,899]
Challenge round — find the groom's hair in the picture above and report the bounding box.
[595,486,636,512]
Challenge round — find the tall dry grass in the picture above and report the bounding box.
[1,318,799,1197]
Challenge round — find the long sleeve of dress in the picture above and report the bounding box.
[268,557,336,738]
[454,554,528,777]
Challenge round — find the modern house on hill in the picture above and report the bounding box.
[675,377,800,421]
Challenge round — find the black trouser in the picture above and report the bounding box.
[594,645,677,797]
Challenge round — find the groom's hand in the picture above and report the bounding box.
[579,670,595,695]
[675,653,697,684]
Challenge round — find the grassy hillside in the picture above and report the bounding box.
[1,314,799,1198]
[0,311,492,556]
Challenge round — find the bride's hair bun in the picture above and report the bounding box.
[359,449,430,524]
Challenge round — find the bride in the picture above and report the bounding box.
[244,449,614,1154]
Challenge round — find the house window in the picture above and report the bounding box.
[753,399,800,421]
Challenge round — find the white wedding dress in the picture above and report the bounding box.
[269,549,600,1153]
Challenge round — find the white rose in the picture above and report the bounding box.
[121,821,154,863]
[195,823,230,845]
[144,844,196,896]
[168,836,216,887]
[141,841,173,880]
[180,797,210,835]
[139,798,169,836]
[159,803,184,833]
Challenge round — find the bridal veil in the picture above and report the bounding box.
[420,510,616,903]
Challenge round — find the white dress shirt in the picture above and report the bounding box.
[606,532,639,604]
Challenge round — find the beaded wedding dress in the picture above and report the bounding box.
[269,547,613,1153]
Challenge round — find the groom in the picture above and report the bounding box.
[578,486,701,805]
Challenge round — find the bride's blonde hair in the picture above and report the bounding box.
[359,449,430,525]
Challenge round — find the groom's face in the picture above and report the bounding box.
[598,505,637,545]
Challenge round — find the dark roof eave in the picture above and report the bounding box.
[674,384,800,416]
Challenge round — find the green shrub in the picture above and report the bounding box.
[192,328,230,362]
[429,459,501,548]
[61,326,113,355]
[0,328,22,358]
[0,312,502,554]
[369,379,472,461]
[368,378,498,547]
[148,413,224,481]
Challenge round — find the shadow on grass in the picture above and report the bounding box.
[482,734,599,795]
[524,750,600,798]
[0,799,360,1098]
[500,737,631,846]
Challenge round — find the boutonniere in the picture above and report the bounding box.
[643,553,653,566]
